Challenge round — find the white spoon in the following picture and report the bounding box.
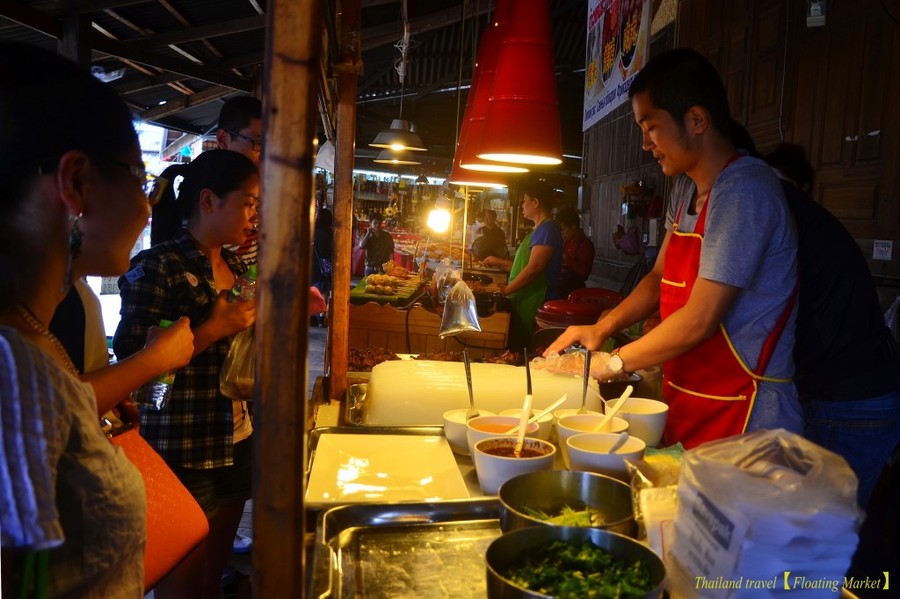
[591,385,633,432]
[503,394,568,434]
[607,431,630,454]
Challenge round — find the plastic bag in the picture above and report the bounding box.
[625,444,685,559]
[433,258,460,305]
[220,326,255,400]
[439,280,481,338]
[668,429,862,599]
[530,350,613,380]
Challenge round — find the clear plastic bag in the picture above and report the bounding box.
[433,258,460,305]
[439,280,481,338]
[220,326,255,400]
[530,350,612,380]
[668,429,863,598]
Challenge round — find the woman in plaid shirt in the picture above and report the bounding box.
[114,149,258,598]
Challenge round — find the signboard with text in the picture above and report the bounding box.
[583,0,651,131]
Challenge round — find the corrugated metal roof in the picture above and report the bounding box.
[1,0,589,173]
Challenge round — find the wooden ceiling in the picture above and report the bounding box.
[0,0,589,176]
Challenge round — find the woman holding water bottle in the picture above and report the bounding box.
[114,149,259,598]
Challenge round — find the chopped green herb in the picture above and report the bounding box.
[502,540,654,599]
[522,505,605,527]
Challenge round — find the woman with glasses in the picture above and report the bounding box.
[114,149,259,599]
[0,43,162,597]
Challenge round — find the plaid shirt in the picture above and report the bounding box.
[113,228,248,469]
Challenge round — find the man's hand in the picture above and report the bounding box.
[543,324,610,355]
[208,291,257,338]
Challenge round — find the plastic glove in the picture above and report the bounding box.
[531,350,614,379]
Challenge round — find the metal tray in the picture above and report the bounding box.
[309,498,502,599]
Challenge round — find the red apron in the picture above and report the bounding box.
[660,178,796,449]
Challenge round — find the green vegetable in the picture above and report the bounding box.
[502,540,653,599]
[522,505,605,527]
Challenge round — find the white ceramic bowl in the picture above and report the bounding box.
[466,415,540,457]
[500,408,554,440]
[472,437,556,495]
[550,408,602,443]
[566,432,646,481]
[556,414,629,469]
[442,408,496,456]
[617,397,668,448]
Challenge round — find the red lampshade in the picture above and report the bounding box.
[454,0,527,174]
[448,162,508,187]
[477,0,562,166]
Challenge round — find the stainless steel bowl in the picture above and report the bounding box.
[485,526,665,599]
[498,470,634,536]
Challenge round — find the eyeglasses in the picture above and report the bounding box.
[228,129,263,152]
[110,159,148,183]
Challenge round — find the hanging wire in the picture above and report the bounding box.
[394,0,411,118]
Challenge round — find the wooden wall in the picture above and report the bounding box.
[583,0,900,288]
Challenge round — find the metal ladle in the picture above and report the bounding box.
[463,349,479,420]
[578,347,591,414]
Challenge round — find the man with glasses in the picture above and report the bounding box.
[217,95,263,267]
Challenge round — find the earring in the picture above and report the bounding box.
[64,214,83,289]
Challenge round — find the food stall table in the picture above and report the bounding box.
[348,301,509,360]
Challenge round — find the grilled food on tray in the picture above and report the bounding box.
[348,347,399,371]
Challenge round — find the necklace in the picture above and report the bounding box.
[15,303,80,376]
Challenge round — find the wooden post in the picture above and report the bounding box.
[254,0,322,594]
[329,0,362,401]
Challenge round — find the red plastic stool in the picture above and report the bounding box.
[567,287,623,309]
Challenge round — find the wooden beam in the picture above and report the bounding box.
[330,0,362,404]
[254,0,323,595]
[112,52,262,94]
[0,0,251,91]
[134,15,266,49]
[91,35,252,91]
[58,1,91,67]
[0,0,61,37]
[361,3,491,51]
[139,84,233,121]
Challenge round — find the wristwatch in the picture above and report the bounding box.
[608,347,626,377]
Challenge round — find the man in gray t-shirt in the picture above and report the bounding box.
[546,49,800,448]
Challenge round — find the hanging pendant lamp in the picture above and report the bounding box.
[369,4,427,153]
[370,119,427,152]
[477,0,562,166]
[373,148,422,165]
[455,0,527,174]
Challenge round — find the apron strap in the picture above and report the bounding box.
[755,281,799,376]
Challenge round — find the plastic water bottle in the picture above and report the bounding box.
[230,264,257,302]
[131,319,175,410]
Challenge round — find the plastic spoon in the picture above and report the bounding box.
[503,394,568,434]
[591,385,633,432]
[608,431,630,454]
[513,393,533,458]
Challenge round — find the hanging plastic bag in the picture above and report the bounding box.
[220,326,255,400]
[439,280,481,338]
[432,258,460,305]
